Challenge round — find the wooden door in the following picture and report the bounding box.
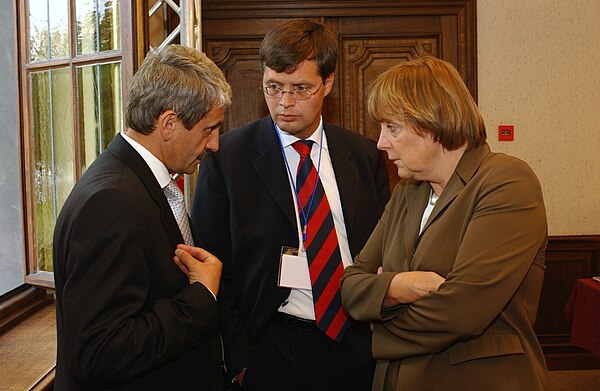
[201,1,476,188]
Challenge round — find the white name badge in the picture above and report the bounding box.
[278,246,312,290]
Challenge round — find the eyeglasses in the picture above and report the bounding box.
[260,83,323,101]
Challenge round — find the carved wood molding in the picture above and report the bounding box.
[200,0,477,189]
[201,0,477,101]
[202,1,475,18]
[342,37,438,137]
[204,40,269,130]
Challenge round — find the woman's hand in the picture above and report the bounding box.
[382,270,445,307]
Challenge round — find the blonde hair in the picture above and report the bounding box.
[366,56,486,150]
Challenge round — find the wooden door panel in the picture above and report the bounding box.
[204,40,268,130]
[202,1,476,136]
[341,37,438,140]
[202,3,475,189]
[535,249,593,335]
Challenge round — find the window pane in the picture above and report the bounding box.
[99,0,120,52]
[77,66,100,167]
[76,0,121,55]
[52,70,76,215]
[28,0,69,61]
[30,71,52,271]
[30,68,74,272]
[76,0,97,54]
[29,0,49,61]
[77,62,122,173]
[48,0,70,58]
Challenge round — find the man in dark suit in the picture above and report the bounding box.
[53,44,232,390]
[191,19,390,391]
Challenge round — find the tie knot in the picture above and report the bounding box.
[292,140,314,158]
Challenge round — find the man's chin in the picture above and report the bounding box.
[184,166,198,175]
[277,124,304,137]
[180,164,199,176]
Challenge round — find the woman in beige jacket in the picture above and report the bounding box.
[341,56,547,391]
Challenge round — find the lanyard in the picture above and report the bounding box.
[274,123,324,243]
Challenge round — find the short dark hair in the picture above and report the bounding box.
[259,18,338,81]
[125,44,231,135]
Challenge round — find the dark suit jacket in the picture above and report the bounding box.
[53,134,223,390]
[191,115,390,378]
[341,143,548,390]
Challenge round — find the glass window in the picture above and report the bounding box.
[77,0,121,55]
[21,0,130,285]
[77,62,122,173]
[30,68,75,272]
[29,0,70,61]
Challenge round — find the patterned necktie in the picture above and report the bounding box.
[163,179,194,246]
[292,140,350,342]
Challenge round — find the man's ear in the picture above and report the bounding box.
[323,73,335,97]
[157,110,178,141]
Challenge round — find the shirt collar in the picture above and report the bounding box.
[120,131,173,189]
[275,117,329,151]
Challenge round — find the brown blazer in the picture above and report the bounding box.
[341,143,548,391]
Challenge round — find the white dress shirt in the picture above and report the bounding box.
[275,118,352,320]
[121,131,172,189]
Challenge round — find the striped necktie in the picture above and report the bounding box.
[293,140,350,342]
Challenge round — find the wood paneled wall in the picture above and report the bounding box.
[202,1,476,188]
[536,236,600,369]
[201,2,476,135]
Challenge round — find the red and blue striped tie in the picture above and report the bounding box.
[293,140,350,342]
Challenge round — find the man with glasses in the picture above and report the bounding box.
[191,18,389,391]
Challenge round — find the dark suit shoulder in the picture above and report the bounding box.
[220,117,271,144]
[325,123,373,142]
[72,153,142,198]
[210,116,278,168]
[324,123,379,152]
[57,154,152,231]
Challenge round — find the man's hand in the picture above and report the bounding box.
[383,270,445,307]
[173,244,222,295]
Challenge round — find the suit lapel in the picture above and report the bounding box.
[405,182,429,253]
[420,143,491,233]
[108,134,183,247]
[326,126,358,241]
[251,117,297,228]
[420,179,462,234]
